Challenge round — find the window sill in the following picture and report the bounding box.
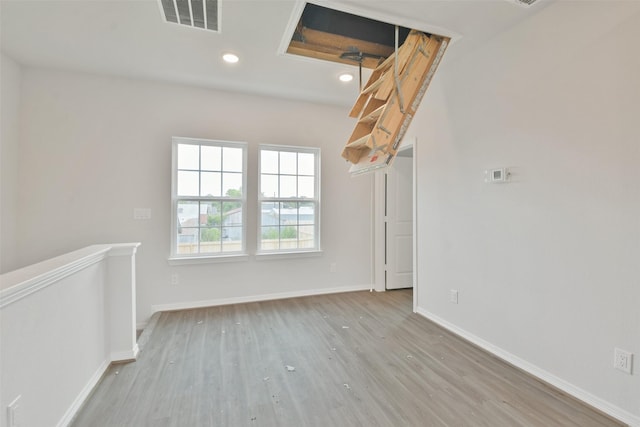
[168,254,249,266]
[254,250,323,261]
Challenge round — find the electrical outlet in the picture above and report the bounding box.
[450,290,459,304]
[329,262,337,273]
[170,274,179,286]
[7,395,21,427]
[614,348,633,374]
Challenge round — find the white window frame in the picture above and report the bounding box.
[258,144,321,254]
[170,137,248,262]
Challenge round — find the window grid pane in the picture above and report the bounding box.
[173,139,246,257]
[177,171,199,196]
[279,175,297,198]
[177,144,200,170]
[176,197,244,255]
[298,152,314,176]
[279,151,297,175]
[222,172,242,196]
[222,147,243,172]
[259,146,319,252]
[200,172,221,197]
[261,174,278,198]
[201,145,221,171]
[298,176,314,198]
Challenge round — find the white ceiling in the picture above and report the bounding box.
[0,0,551,107]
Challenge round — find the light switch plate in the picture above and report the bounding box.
[133,208,152,220]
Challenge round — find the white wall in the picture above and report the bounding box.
[0,53,21,273]
[412,1,640,422]
[14,69,373,323]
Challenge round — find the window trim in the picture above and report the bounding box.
[257,144,321,254]
[170,137,248,259]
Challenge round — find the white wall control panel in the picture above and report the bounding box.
[614,348,633,374]
[485,168,509,183]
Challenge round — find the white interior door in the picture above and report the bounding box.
[385,153,413,290]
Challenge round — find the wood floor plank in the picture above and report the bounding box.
[71,290,623,426]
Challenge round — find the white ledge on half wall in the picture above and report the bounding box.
[0,243,138,306]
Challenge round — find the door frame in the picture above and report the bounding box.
[372,138,418,312]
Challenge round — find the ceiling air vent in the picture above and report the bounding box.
[159,0,220,32]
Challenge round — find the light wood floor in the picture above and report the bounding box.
[71,290,622,426]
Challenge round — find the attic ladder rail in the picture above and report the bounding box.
[341,30,449,176]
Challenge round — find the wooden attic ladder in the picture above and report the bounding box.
[342,30,449,175]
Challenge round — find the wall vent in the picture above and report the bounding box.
[158,0,220,32]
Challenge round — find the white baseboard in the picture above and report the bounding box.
[415,307,640,427]
[57,359,110,427]
[151,284,373,314]
[111,344,139,362]
[136,321,147,330]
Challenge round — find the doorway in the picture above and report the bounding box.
[385,146,414,290]
[373,139,417,310]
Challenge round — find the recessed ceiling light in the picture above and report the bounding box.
[339,73,353,82]
[222,53,239,64]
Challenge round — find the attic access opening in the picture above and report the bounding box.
[286,3,450,176]
[286,3,412,69]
